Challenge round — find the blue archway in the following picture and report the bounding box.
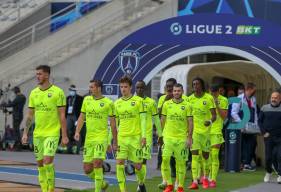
[94,13,281,96]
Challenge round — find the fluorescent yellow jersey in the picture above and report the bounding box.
[28,85,66,137]
[161,99,192,141]
[188,93,215,134]
[142,96,158,144]
[81,96,114,141]
[157,94,189,109]
[114,95,145,137]
[211,95,228,134]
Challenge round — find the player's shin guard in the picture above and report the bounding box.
[135,165,145,184]
[211,148,220,181]
[143,164,147,182]
[191,155,199,181]
[44,163,55,191]
[198,153,202,179]
[86,170,95,181]
[177,160,186,187]
[203,156,210,177]
[94,168,103,192]
[38,166,48,192]
[116,164,126,191]
[162,157,172,185]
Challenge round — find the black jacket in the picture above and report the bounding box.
[65,94,83,119]
[5,93,26,120]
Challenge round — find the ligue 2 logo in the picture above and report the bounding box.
[170,22,183,35]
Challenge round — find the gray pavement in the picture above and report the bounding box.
[0,151,161,190]
[1,151,281,191]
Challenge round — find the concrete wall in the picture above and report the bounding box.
[19,0,177,97]
[0,3,51,43]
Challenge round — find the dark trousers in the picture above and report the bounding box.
[13,117,23,146]
[241,133,257,165]
[264,136,281,175]
[66,115,81,154]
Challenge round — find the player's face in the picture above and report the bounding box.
[166,81,174,96]
[270,92,280,106]
[89,82,98,95]
[135,82,145,97]
[173,86,183,99]
[120,82,131,97]
[192,80,202,92]
[36,69,49,85]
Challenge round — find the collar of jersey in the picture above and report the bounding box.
[194,92,206,98]
[121,95,133,101]
[39,84,53,91]
[93,96,104,100]
[172,98,184,104]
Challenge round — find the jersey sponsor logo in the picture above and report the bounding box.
[119,111,136,119]
[87,109,103,119]
[36,102,52,112]
[119,50,140,75]
[168,113,185,121]
[181,149,187,157]
[96,144,104,152]
[135,149,143,157]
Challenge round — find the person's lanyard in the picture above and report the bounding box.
[68,96,76,107]
[245,96,252,108]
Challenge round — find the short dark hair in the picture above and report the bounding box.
[245,82,256,90]
[238,85,245,90]
[13,86,20,93]
[36,65,51,74]
[119,75,132,86]
[136,80,146,86]
[166,78,177,85]
[174,83,183,89]
[210,85,219,92]
[192,77,205,91]
[275,87,281,94]
[90,79,103,89]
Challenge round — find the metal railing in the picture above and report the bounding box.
[0,0,165,86]
[0,0,107,61]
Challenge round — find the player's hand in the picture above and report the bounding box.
[21,133,28,145]
[157,136,163,146]
[204,120,211,127]
[141,137,146,147]
[264,132,270,138]
[74,132,80,141]
[112,141,118,152]
[61,136,69,146]
[107,145,112,153]
[187,137,192,148]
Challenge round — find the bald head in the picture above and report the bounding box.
[271,92,281,107]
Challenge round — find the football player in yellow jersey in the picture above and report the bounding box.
[188,77,216,190]
[161,83,193,192]
[114,76,147,192]
[74,80,117,192]
[209,85,228,188]
[157,78,176,190]
[135,80,163,192]
[22,65,69,192]
[158,78,188,190]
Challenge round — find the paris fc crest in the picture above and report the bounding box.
[119,50,140,75]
